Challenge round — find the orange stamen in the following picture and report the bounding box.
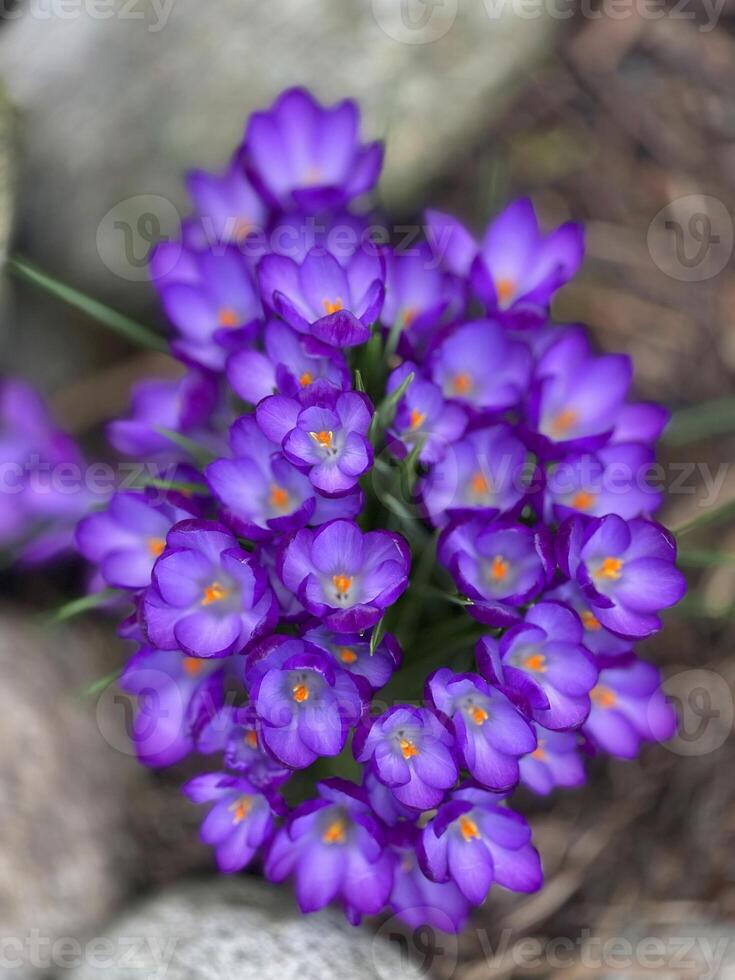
[531,743,547,761]
[458,815,481,841]
[409,408,426,430]
[202,581,229,606]
[471,706,488,726]
[218,307,240,328]
[495,277,516,304]
[400,738,418,759]
[571,490,595,512]
[322,819,347,844]
[590,684,616,709]
[523,653,547,673]
[309,430,333,448]
[452,372,472,396]
[595,557,623,581]
[489,555,509,582]
[322,298,344,315]
[470,472,490,496]
[244,730,258,749]
[299,371,314,387]
[228,795,253,824]
[292,683,309,703]
[338,647,358,665]
[581,610,602,632]
[182,657,204,677]
[332,574,353,595]
[147,536,166,558]
[269,485,290,511]
[402,307,418,329]
[232,218,253,242]
[550,408,579,437]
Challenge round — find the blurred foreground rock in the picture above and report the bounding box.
[0,606,210,978]
[61,877,406,980]
[0,0,555,384]
[0,608,139,977]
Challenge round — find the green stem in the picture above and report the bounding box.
[8,256,167,352]
[677,548,735,567]
[46,588,119,623]
[665,397,735,446]
[673,498,735,538]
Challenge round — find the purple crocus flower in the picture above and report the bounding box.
[246,636,365,769]
[258,246,385,348]
[183,772,281,873]
[363,770,416,827]
[107,371,218,459]
[439,519,553,625]
[304,625,402,691]
[525,326,633,456]
[545,581,632,661]
[226,319,350,405]
[142,520,278,657]
[583,658,677,758]
[186,161,269,247]
[386,362,467,465]
[544,442,663,522]
[430,321,532,413]
[206,417,363,540]
[559,514,687,639]
[518,725,586,796]
[420,424,535,527]
[427,669,536,791]
[119,645,226,767]
[0,378,96,562]
[279,519,410,632]
[380,243,463,352]
[419,785,542,904]
[388,825,470,933]
[151,245,262,370]
[75,491,189,590]
[239,87,383,212]
[256,389,373,495]
[265,778,393,918]
[353,705,458,810]
[426,199,584,327]
[477,601,599,731]
[196,705,292,788]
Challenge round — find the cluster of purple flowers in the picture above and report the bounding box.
[74,88,685,932]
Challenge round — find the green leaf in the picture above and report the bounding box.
[77,668,122,700]
[47,588,119,623]
[370,615,386,655]
[140,475,210,496]
[154,427,216,467]
[369,371,415,443]
[8,256,167,352]
[354,368,366,393]
[677,548,735,567]
[673,498,735,538]
[665,397,735,446]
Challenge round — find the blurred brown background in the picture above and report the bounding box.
[1,1,735,977]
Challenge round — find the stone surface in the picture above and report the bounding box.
[0,0,555,383]
[0,606,211,978]
[0,607,138,977]
[61,877,409,980]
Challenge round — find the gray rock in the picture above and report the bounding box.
[0,608,140,978]
[61,877,411,980]
[0,0,555,383]
[0,607,212,978]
